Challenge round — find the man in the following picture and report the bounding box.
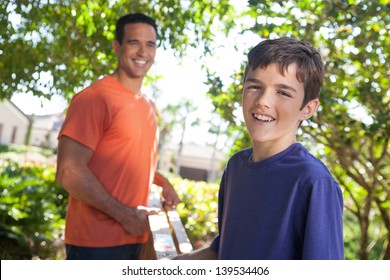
[56,13,180,260]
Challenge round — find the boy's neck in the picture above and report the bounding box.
[251,138,297,162]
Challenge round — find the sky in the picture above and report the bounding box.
[11,46,247,150]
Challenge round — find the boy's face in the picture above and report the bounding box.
[113,23,157,80]
[242,63,318,149]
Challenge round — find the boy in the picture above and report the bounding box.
[174,37,344,260]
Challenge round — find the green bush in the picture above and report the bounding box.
[169,176,219,249]
[0,156,68,259]
[170,175,377,259]
[1,145,378,259]
[0,144,54,158]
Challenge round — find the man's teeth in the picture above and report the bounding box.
[135,60,147,65]
[254,114,274,122]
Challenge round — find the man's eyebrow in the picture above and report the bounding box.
[126,39,138,43]
[126,39,156,44]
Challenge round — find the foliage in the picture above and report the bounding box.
[159,100,202,175]
[0,146,384,259]
[206,0,390,259]
[168,175,219,249]
[0,149,68,259]
[1,0,235,101]
[2,0,389,260]
[0,143,54,157]
[169,174,384,259]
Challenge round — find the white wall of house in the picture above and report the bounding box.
[29,113,64,149]
[0,100,29,145]
[159,143,226,182]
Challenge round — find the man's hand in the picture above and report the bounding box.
[153,172,180,207]
[118,206,159,236]
[161,181,180,208]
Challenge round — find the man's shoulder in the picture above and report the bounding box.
[71,76,113,101]
[81,76,111,92]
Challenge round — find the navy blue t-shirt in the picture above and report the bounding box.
[210,143,344,259]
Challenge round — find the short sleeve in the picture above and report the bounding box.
[59,90,109,151]
[209,171,227,255]
[300,178,344,259]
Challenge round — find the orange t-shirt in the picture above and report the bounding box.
[59,76,158,247]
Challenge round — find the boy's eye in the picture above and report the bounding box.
[278,91,291,97]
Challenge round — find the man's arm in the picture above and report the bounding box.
[56,136,157,236]
[153,171,180,207]
[172,247,217,260]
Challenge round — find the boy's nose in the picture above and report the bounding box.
[255,91,272,108]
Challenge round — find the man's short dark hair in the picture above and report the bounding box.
[115,13,157,44]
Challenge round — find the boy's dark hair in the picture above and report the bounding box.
[115,13,158,44]
[244,37,324,109]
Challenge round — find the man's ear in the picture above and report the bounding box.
[300,98,319,121]
[112,40,120,56]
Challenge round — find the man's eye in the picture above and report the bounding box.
[246,85,261,90]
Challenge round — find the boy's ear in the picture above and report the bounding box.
[300,98,319,121]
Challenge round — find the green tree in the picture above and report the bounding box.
[2,0,389,260]
[158,99,200,175]
[207,0,390,259]
[1,0,235,101]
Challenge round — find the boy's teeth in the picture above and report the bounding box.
[254,114,274,122]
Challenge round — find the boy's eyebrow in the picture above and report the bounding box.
[245,78,298,93]
[275,83,298,93]
[245,78,261,84]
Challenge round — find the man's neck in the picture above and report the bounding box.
[111,71,143,96]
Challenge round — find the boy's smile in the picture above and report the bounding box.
[242,63,318,161]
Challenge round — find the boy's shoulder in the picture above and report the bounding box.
[228,147,252,163]
[228,143,333,177]
[286,144,338,185]
[296,145,330,169]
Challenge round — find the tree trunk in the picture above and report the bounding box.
[358,215,370,260]
[383,235,390,260]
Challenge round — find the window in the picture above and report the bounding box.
[0,123,3,143]
[11,126,17,143]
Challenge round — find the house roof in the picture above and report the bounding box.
[0,99,31,123]
[30,112,65,131]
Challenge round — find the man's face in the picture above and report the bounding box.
[242,63,317,149]
[114,23,157,80]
